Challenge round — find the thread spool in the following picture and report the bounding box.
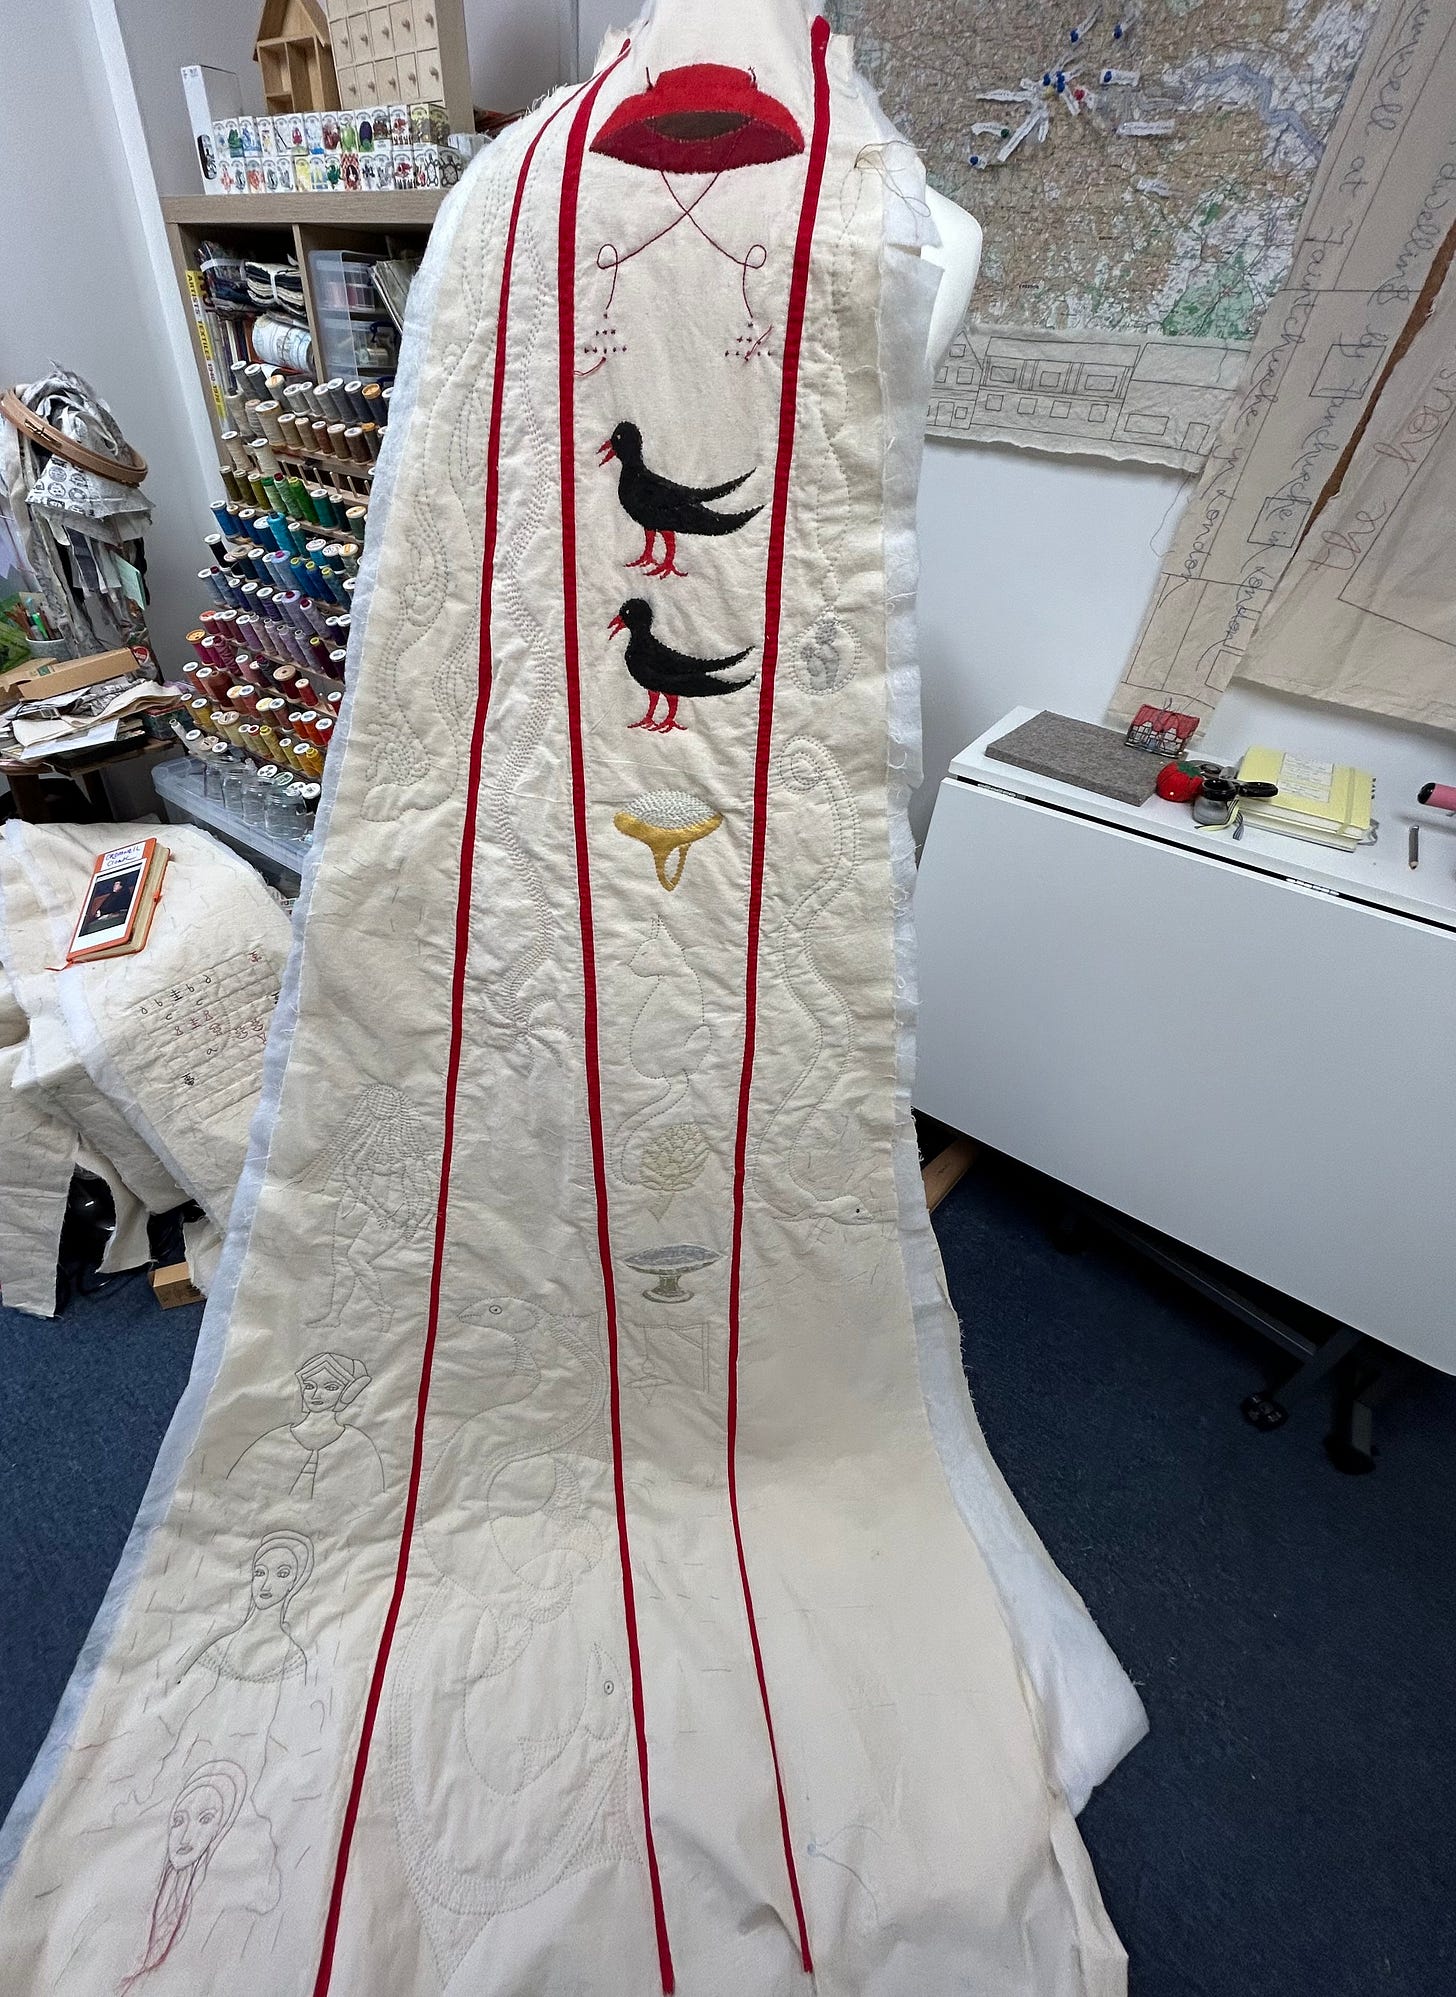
[255,401,285,446]
[326,422,348,457]
[254,443,282,480]
[327,647,348,679]
[246,473,270,508]
[345,505,368,537]
[308,487,339,527]
[343,380,372,422]
[310,420,332,454]
[358,422,380,460]
[343,425,369,462]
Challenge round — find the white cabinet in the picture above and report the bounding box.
[914,714,1456,1375]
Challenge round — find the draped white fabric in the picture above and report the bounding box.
[0,7,1139,1990]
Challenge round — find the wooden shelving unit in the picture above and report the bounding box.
[163,192,444,227]
[161,191,446,461]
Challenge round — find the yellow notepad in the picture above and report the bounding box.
[1236,748,1374,840]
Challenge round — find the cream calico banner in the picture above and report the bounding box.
[0,7,1141,1993]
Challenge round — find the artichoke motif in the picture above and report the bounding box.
[639,1121,709,1214]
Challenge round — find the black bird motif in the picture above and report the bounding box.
[607,599,756,733]
[597,421,760,579]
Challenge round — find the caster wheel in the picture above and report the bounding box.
[1324,1434,1376,1476]
[1241,1391,1289,1432]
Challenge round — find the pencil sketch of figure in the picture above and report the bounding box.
[118,1759,245,1990]
[184,1532,313,1687]
[227,1353,385,1503]
[110,1534,322,1829]
[317,1085,438,1336]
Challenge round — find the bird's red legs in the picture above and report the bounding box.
[627,527,659,570]
[629,689,662,730]
[645,530,686,580]
[653,694,684,732]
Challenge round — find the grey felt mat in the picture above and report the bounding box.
[986,710,1163,806]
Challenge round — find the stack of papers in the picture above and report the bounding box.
[0,675,182,765]
[1235,748,1375,851]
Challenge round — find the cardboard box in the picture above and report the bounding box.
[151,1261,204,1309]
[10,649,141,703]
[180,65,241,196]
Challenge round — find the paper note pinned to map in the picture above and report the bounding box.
[1108,0,1456,725]
[832,0,1383,468]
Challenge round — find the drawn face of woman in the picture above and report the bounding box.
[167,1784,225,1868]
[298,1371,344,1413]
[251,1546,299,1610]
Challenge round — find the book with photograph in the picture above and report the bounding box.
[65,837,170,964]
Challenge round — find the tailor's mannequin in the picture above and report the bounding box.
[923,187,983,369]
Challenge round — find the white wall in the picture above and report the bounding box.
[0,0,216,674]
[112,0,265,199]
[913,441,1187,840]
[465,0,566,109]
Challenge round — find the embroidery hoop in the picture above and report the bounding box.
[1,388,148,486]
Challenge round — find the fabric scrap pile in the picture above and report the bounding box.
[0,660,183,767]
[0,368,153,657]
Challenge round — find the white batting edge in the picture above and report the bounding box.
[855,65,1149,1815]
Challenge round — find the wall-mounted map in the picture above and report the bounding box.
[831,0,1383,467]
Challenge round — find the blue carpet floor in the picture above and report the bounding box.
[2,1155,1453,1992]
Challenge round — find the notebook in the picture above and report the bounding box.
[65,837,170,964]
[1235,749,1375,851]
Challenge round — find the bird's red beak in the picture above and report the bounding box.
[607,613,627,638]
[596,436,615,465]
